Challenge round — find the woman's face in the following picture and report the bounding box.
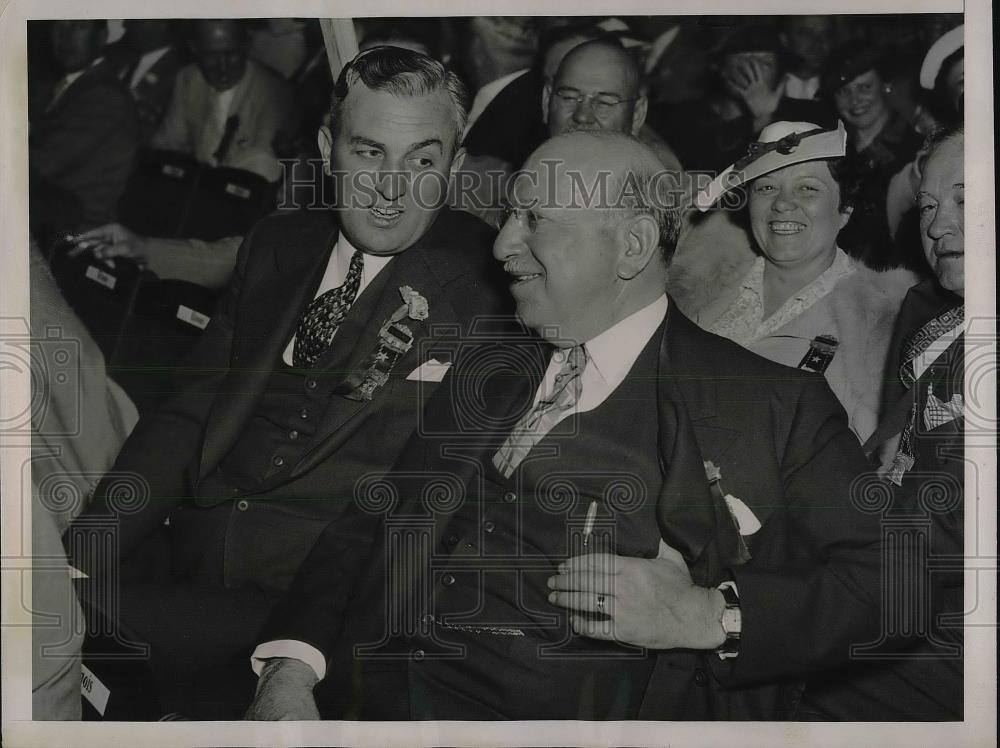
[749,160,850,272]
[833,69,890,133]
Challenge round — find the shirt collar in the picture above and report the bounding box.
[584,294,669,384]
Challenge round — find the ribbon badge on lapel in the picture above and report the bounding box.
[347,286,430,402]
[704,460,756,564]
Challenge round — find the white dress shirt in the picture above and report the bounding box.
[252,294,669,680]
[280,234,394,365]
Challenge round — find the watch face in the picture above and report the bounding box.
[722,607,742,635]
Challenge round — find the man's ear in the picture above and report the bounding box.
[838,204,854,231]
[317,126,334,175]
[541,82,552,126]
[631,94,648,137]
[449,145,468,178]
[617,214,661,280]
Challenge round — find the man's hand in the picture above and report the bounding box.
[546,540,726,650]
[67,223,145,265]
[244,657,321,721]
[727,59,785,128]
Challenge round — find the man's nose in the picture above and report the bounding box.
[572,97,598,123]
[375,167,407,202]
[928,203,959,239]
[493,213,526,262]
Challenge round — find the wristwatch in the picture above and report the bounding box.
[716,581,741,660]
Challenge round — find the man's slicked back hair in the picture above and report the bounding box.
[330,46,470,153]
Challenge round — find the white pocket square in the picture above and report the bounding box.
[724,494,762,536]
[406,359,452,383]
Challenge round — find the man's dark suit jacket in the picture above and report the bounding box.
[461,69,548,170]
[104,42,186,141]
[260,303,884,720]
[801,279,964,720]
[29,59,139,231]
[70,207,510,586]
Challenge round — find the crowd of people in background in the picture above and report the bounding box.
[24,14,971,726]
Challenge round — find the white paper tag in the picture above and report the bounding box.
[724,494,762,536]
[405,359,452,382]
[85,265,117,290]
[176,305,210,330]
[162,164,186,178]
[224,182,252,199]
[81,663,111,716]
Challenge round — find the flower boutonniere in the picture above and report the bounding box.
[345,286,431,402]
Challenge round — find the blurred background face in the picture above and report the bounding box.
[833,69,889,131]
[324,85,457,256]
[545,44,642,136]
[193,20,248,92]
[917,136,964,296]
[782,16,833,75]
[748,160,848,271]
[720,51,781,96]
[50,20,106,74]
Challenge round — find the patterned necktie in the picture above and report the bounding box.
[293,250,364,368]
[492,345,587,478]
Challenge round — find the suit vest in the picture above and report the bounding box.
[404,328,665,720]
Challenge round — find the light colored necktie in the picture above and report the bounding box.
[293,250,364,368]
[492,345,587,478]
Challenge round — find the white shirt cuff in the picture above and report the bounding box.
[251,640,327,681]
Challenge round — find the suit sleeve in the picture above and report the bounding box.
[30,86,134,181]
[715,377,884,686]
[67,224,256,572]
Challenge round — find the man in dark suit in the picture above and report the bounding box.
[29,20,139,236]
[798,127,965,721]
[246,131,885,721]
[67,47,509,710]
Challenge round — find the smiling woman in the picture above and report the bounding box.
[687,121,918,442]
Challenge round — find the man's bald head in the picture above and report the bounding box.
[542,40,648,137]
[191,19,249,91]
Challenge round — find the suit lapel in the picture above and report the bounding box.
[291,242,463,476]
[199,220,337,477]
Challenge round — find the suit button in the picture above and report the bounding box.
[305,378,318,390]
[483,521,496,533]
[236,500,249,512]
[443,534,458,549]
[503,491,517,503]
[272,455,285,467]
[300,408,309,419]
[441,573,456,587]
[288,430,299,440]
[412,649,425,660]
[693,668,708,687]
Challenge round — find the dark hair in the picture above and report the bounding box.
[823,157,861,213]
[932,47,964,122]
[924,123,964,152]
[330,46,469,153]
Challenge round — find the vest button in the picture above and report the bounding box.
[236,500,249,512]
[693,668,708,687]
[305,378,318,390]
[503,491,517,503]
[483,521,496,533]
[288,429,299,440]
[300,408,309,419]
[441,573,456,587]
[272,455,285,467]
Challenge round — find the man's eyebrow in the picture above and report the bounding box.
[407,138,444,152]
[349,136,385,149]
